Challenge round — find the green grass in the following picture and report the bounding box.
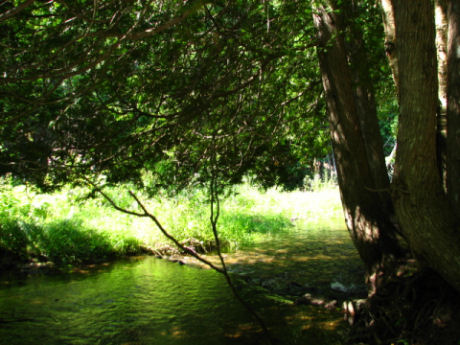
[0,178,345,267]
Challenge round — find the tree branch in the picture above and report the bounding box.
[83,177,225,272]
[208,135,274,344]
[0,0,36,22]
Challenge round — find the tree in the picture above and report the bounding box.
[315,0,460,341]
[312,0,405,295]
[381,0,460,293]
[0,0,327,190]
[313,0,460,294]
[447,0,460,217]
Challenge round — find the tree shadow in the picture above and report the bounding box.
[188,227,367,300]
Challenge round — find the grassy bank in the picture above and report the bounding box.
[0,178,344,268]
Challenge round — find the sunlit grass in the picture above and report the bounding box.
[0,178,344,267]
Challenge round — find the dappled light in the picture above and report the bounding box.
[0,175,372,344]
[0,255,350,345]
[185,226,366,299]
[2,1,460,343]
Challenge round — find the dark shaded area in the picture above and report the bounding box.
[347,269,460,345]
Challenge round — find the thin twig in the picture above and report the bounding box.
[128,190,224,273]
[83,177,224,272]
[209,136,275,345]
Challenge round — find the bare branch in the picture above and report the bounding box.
[83,178,147,217]
[127,190,226,273]
[83,176,226,271]
[0,0,36,22]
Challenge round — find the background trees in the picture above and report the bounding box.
[0,0,328,190]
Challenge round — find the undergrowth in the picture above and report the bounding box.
[0,178,344,268]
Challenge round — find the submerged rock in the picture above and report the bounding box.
[295,293,338,310]
[330,281,364,295]
[330,281,348,293]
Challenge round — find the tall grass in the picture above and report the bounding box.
[0,178,344,267]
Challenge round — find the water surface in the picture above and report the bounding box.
[0,225,363,345]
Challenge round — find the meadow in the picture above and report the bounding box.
[0,177,344,268]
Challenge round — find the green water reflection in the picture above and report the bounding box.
[0,226,363,345]
[1,258,263,345]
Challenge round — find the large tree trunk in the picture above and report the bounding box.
[312,1,404,294]
[447,0,460,217]
[382,0,460,293]
[344,2,392,211]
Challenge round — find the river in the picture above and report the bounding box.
[0,224,365,345]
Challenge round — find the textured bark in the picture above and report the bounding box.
[385,0,460,292]
[437,0,449,116]
[312,2,404,293]
[447,0,460,217]
[436,0,448,187]
[344,2,392,212]
[381,0,399,91]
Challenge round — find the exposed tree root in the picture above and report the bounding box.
[345,269,460,345]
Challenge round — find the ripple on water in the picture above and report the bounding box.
[0,227,361,345]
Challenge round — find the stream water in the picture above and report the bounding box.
[0,224,365,345]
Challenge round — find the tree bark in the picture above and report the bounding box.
[436,0,448,188]
[437,0,449,116]
[312,1,404,293]
[447,0,460,217]
[383,0,460,292]
[381,0,399,91]
[344,1,393,213]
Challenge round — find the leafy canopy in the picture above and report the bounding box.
[0,0,391,190]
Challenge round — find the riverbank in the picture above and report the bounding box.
[0,179,344,271]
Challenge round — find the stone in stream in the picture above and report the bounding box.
[295,293,338,310]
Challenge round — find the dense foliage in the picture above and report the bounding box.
[0,0,340,191]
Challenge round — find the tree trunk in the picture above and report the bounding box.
[383,0,460,292]
[381,0,399,91]
[312,1,404,293]
[447,0,460,217]
[436,0,449,116]
[344,1,394,216]
[436,0,448,188]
